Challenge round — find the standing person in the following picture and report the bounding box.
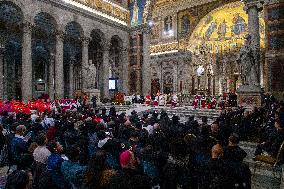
[9,125,28,168]
[47,140,69,189]
[61,145,87,188]
[84,150,117,189]
[33,133,51,165]
[32,133,51,189]
[91,96,97,109]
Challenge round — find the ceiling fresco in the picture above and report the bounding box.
[179,1,265,53]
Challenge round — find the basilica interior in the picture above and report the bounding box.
[0,0,283,101]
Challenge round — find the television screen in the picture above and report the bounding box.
[109,79,116,90]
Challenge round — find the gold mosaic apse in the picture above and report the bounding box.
[181,1,265,53]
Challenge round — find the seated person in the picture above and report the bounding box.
[200,144,234,189]
[223,134,247,164]
[254,112,284,158]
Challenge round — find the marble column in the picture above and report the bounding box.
[21,22,33,102]
[102,41,110,99]
[142,28,151,95]
[121,41,129,95]
[82,37,89,92]
[173,61,178,93]
[244,0,263,85]
[48,53,55,100]
[159,61,163,94]
[69,56,75,98]
[0,47,4,100]
[55,31,64,99]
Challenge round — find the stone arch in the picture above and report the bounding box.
[32,12,58,98]
[30,6,62,28]
[65,21,84,38]
[110,35,123,49]
[0,0,25,14]
[185,1,265,94]
[109,35,123,91]
[34,12,57,35]
[0,1,24,99]
[64,21,84,97]
[185,1,265,53]
[88,29,105,92]
[0,1,24,21]
[90,29,105,44]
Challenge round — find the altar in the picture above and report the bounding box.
[195,89,208,95]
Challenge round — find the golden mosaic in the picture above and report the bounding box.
[150,42,179,54]
[73,0,130,22]
[184,1,265,53]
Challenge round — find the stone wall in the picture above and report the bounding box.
[0,0,130,100]
[264,1,284,100]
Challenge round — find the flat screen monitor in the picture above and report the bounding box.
[109,79,117,90]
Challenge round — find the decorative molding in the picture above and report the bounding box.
[46,0,130,31]
[82,36,91,45]
[150,41,178,54]
[69,0,130,23]
[243,0,264,12]
[55,30,65,40]
[22,21,33,33]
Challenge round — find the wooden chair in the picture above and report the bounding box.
[255,140,284,166]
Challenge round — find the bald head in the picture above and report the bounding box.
[211,144,223,159]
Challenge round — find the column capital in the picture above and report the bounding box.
[22,21,33,33]
[102,40,111,52]
[55,30,65,41]
[82,37,91,46]
[70,55,76,64]
[263,0,282,5]
[243,0,264,12]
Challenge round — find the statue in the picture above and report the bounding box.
[83,60,97,89]
[237,34,259,86]
[181,15,190,34]
[131,0,139,26]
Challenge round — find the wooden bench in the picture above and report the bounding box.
[255,140,284,167]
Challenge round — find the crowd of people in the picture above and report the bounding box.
[0,96,283,189]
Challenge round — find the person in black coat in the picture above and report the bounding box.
[254,113,284,158]
[200,144,234,189]
[210,121,227,146]
[223,134,251,189]
[91,96,97,109]
[223,134,247,163]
